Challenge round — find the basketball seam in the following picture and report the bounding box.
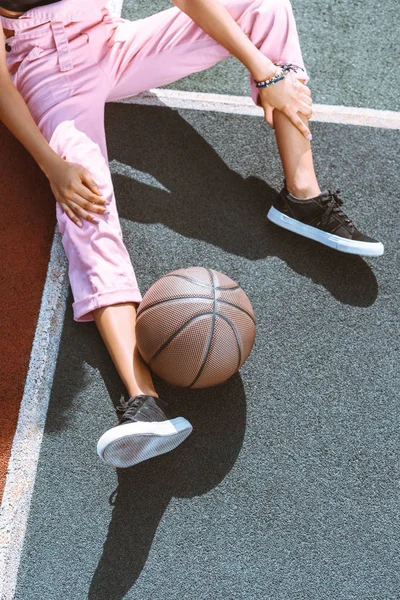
[188,269,217,388]
[164,273,240,291]
[138,296,213,317]
[216,299,255,324]
[137,296,255,323]
[215,313,242,372]
[147,313,214,366]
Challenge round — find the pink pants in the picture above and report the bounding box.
[2,0,307,322]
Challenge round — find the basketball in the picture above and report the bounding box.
[136,267,256,388]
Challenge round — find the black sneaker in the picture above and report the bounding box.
[97,395,192,468]
[267,186,384,256]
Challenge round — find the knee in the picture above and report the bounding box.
[244,0,295,45]
[49,120,112,193]
[269,0,292,9]
[257,0,292,15]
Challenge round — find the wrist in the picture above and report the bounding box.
[250,57,278,83]
[38,150,65,179]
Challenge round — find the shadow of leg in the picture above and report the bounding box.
[89,374,247,599]
[106,104,378,307]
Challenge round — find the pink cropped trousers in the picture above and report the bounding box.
[2,0,307,322]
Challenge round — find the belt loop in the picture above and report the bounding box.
[50,21,73,72]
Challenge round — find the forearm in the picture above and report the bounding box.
[0,73,62,177]
[171,0,276,80]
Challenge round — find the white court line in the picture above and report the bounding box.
[0,229,68,600]
[0,12,121,600]
[120,88,400,130]
[1,72,399,600]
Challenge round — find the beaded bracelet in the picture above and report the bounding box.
[254,63,302,89]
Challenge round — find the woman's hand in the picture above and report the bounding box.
[258,71,313,139]
[46,159,109,227]
[1,29,108,221]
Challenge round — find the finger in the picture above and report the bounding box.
[69,202,99,225]
[299,82,312,96]
[302,95,313,106]
[299,102,313,119]
[80,170,103,196]
[69,193,108,215]
[69,198,103,222]
[264,105,275,128]
[60,203,83,227]
[286,109,312,140]
[75,184,109,208]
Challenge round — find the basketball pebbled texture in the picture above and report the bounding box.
[136,267,256,388]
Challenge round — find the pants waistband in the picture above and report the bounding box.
[2,0,106,71]
[3,19,73,71]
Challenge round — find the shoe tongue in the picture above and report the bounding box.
[318,190,330,200]
[120,394,148,412]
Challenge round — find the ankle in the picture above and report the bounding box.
[285,180,321,200]
[127,386,158,399]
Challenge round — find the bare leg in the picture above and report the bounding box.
[273,109,320,199]
[93,303,157,399]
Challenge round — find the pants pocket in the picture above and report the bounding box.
[15,47,75,122]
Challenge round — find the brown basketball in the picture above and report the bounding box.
[136,267,256,388]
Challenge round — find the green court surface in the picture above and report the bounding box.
[14,108,400,599]
[123,0,400,111]
[6,0,400,599]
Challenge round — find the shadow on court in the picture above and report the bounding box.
[88,375,246,599]
[43,304,246,600]
[83,104,381,597]
[13,103,399,600]
[106,103,378,308]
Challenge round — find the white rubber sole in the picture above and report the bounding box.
[97,417,193,468]
[267,206,384,257]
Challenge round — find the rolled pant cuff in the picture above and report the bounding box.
[73,288,143,322]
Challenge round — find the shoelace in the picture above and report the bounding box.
[116,394,148,420]
[320,189,354,229]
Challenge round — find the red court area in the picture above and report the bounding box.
[0,124,55,501]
